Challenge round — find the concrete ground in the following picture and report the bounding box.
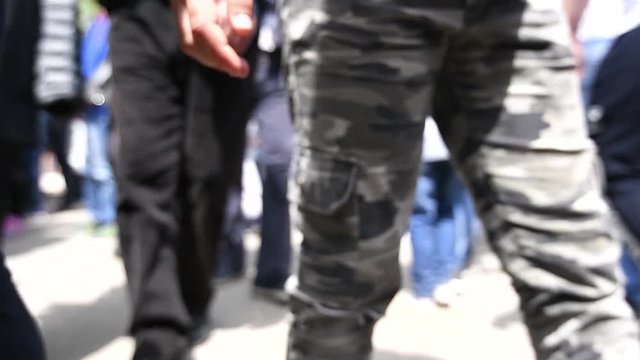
[5,210,535,360]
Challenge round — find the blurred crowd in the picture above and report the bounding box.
[2,0,640,359]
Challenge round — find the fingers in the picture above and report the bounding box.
[172,0,251,78]
[172,0,194,47]
[185,0,216,31]
[194,24,250,78]
[227,0,255,36]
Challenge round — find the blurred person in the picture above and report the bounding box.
[81,9,116,235]
[172,1,640,360]
[574,0,640,314]
[102,0,256,358]
[0,0,48,358]
[251,0,294,302]
[36,0,84,212]
[410,118,476,308]
[216,0,293,305]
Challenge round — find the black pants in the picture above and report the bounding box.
[46,115,82,208]
[591,24,640,248]
[0,252,46,360]
[110,0,253,339]
[0,142,46,360]
[0,143,29,222]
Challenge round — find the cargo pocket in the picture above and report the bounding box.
[289,149,358,216]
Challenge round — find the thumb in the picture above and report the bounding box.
[227,0,255,36]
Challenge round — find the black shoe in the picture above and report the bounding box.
[188,315,212,346]
[132,330,191,360]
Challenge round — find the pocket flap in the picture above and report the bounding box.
[290,149,357,215]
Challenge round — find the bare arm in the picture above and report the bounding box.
[562,0,589,72]
[171,0,255,78]
[563,0,589,38]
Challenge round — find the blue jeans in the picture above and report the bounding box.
[622,246,640,311]
[84,106,116,225]
[410,161,474,298]
[581,37,615,108]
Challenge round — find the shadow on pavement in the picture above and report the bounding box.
[4,211,89,257]
[492,309,524,329]
[213,279,289,329]
[38,286,128,360]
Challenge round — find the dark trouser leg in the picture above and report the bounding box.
[112,2,254,347]
[47,116,81,208]
[253,51,294,288]
[255,161,291,288]
[591,25,640,254]
[0,144,45,360]
[179,62,253,316]
[591,25,640,313]
[111,0,192,347]
[0,253,46,360]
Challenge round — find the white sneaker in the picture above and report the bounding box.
[284,275,299,295]
[433,278,464,307]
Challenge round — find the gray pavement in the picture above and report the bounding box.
[5,210,535,360]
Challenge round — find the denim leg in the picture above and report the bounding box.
[450,171,474,275]
[410,161,457,298]
[255,161,292,288]
[84,177,98,222]
[85,108,116,225]
[580,38,615,108]
[621,247,640,312]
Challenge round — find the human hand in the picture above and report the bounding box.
[569,35,583,76]
[172,0,255,78]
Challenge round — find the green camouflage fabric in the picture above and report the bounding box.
[279,0,640,359]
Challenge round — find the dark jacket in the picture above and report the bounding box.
[0,0,41,145]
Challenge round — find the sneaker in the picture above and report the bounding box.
[433,278,464,307]
[284,275,298,294]
[93,223,118,238]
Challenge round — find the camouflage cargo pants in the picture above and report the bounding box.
[280,0,640,359]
